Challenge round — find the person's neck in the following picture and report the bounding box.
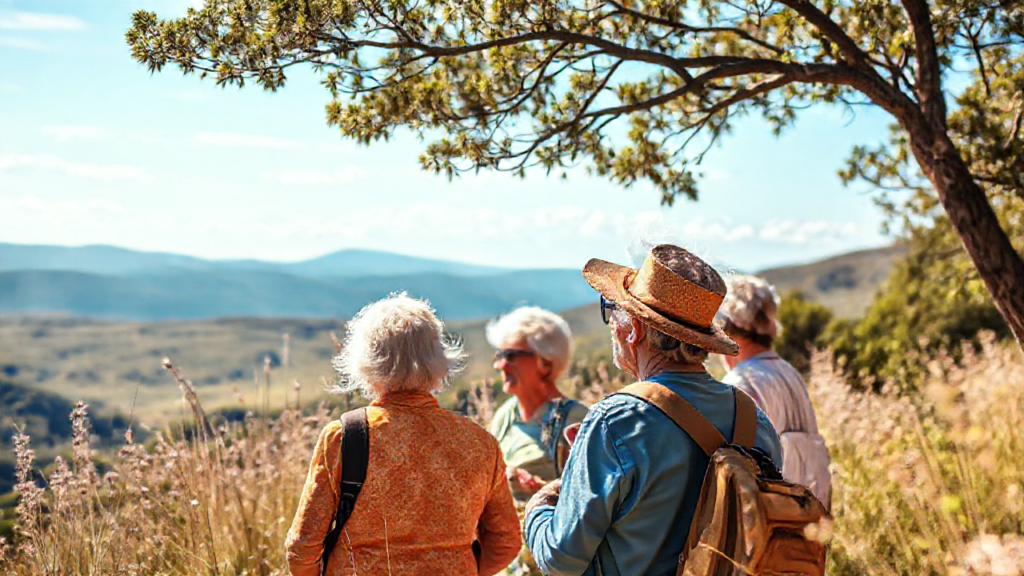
[734,342,773,365]
[516,384,562,421]
[632,348,706,382]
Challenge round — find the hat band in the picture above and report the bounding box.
[626,256,724,329]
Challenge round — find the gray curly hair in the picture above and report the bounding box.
[485,306,574,379]
[716,275,780,346]
[332,293,465,399]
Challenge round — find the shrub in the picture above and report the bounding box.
[825,242,1011,392]
[775,292,835,374]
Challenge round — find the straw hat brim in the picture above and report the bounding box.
[583,258,739,356]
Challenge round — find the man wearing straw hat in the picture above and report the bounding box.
[523,244,783,576]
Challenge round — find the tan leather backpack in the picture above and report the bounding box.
[617,382,830,576]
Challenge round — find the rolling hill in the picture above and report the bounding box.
[0,243,904,435]
[758,244,904,317]
[0,241,900,321]
[0,268,593,321]
[0,243,508,278]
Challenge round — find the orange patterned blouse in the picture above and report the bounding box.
[285,390,522,576]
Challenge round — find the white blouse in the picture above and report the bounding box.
[724,352,832,510]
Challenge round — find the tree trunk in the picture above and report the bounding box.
[910,132,1024,349]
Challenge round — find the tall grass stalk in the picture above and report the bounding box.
[815,333,1024,575]
[4,361,330,575]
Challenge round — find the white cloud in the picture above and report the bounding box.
[620,215,861,247]
[261,168,365,186]
[0,154,152,182]
[195,132,308,150]
[702,166,735,183]
[0,37,47,50]
[266,205,671,245]
[757,220,860,244]
[0,195,123,226]
[0,11,85,31]
[41,125,106,142]
[579,211,609,237]
[729,224,755,241]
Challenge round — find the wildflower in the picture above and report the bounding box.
[12,431,43,545]
[802,519,834,544]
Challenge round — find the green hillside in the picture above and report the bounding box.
[757,245,904,317]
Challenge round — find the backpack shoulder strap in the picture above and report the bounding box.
[732,388,757,449]
[320,407,369,576]
[616,382,725,457]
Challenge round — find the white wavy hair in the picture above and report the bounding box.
[716,275,781,341]
[332,293,465,399]
[485,306,574,379]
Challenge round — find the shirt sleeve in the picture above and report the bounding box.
[754,407,785,471]
[726,367,786,433]
[477,443,523,576]
[523,408,632,576]
[285,421,343,576]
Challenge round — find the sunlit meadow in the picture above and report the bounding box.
[2,336,1021,575]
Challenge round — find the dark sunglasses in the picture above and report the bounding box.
[493,348,537,363]
[600,295,618,325]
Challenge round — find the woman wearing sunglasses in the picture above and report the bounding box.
[485,306,589,503]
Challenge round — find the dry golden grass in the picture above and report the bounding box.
[2,334,1021,575]
[0,307,608,429]
[812,333,1024,575]
[4,356,332,575]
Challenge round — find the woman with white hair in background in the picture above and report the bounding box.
[285,294,522,576]
[486,306,589,502]
[717,276,832,510]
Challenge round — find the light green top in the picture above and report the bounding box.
[489,396,589,502]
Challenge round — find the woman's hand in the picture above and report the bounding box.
[506,466,548,495]
[524,479,561,518]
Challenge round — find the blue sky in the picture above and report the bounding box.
[0,0,896,272]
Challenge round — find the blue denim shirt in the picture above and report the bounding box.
[524,371,783,576]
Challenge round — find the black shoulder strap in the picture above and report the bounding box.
[320,407,369,576]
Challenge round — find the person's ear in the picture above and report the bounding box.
[537,356,554,380]
[627,317,646,346]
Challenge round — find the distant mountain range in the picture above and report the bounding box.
[0,242,901,321]
[0,243,508,278]
[0,243,590,320]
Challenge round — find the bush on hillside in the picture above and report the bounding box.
[825,240,1011,392]
[774,292,835,374]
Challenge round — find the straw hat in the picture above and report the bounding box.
[583,245,738,356]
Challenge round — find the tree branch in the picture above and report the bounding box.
[899,0,946,125]
[774,0,874,70]
[320,30,769,81]
[603,0,786,55]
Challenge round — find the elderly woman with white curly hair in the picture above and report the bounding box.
[717,275,832,510]
[285,293,522,576]
[486,306,589,502]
